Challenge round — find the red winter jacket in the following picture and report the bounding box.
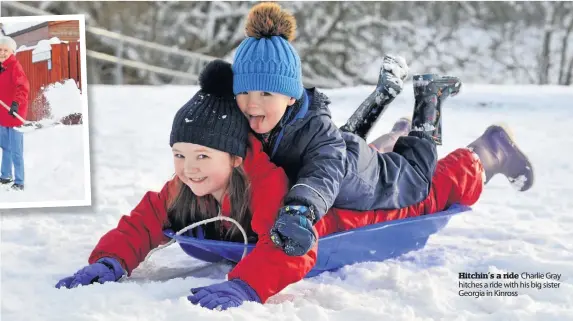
[0,54,30,127]
[89,134,318,303]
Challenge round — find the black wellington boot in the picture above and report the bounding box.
[411,74,462,145]
[340,54,409,140]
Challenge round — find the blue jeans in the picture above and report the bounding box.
[0,126,24,185]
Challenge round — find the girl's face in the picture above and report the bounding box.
[0,45,13,63]
[236,91,296,134]
[172,142,242,202]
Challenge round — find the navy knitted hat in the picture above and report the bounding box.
[170,59,249,158]
[232,2,303,99]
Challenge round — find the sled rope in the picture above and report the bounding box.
[144,214,249,262]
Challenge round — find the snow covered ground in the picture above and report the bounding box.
[0,79,90,208]
[1,84,572,320]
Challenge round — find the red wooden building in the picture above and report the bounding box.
[7,20,80,47]
[6,21,82,121]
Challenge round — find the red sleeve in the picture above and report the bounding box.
[11,62,29,110]
[88,178,179,275]
[227,136,318,303]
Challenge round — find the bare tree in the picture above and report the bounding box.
[558,3,573,85]
[2,1,571,86]
[538,2,563,84]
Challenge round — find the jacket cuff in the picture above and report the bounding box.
[97,257,127,280]
[231,279,262,303]
[91,253,130,276]
[284,184,328,223]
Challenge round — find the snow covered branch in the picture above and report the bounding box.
[3,1,572,86]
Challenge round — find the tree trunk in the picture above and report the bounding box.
[565,55,573,85]
[558,7,573,84]
[538,2,562,84]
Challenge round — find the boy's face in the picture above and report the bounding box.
[236,91,296,134]
[0,45,13,63]
[172,142,242,202]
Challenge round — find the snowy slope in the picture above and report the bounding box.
[1,85,572,320]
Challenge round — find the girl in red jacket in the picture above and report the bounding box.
[55,60,534,311]
[0,36,30,190]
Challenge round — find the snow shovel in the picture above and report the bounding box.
[0,99,59,133]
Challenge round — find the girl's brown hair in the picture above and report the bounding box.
[164,157,255,242]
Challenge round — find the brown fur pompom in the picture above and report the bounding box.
[245,2,296,42]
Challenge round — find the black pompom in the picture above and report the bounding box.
[199,59,234,97]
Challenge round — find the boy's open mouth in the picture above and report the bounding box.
[190,177,207,183]
[247,114,265,128]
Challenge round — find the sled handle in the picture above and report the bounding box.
[0,99,27,124]
[143,215,249,262]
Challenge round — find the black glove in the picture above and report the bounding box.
[9,102,18,118]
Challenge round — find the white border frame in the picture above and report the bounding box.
[0,14,92,209]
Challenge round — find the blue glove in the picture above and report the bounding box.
[270,205,317,256]
[55,257,125,289]
[188,279,261,310]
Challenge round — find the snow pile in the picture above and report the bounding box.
[31,39,52,55]
[1,85,572,320]
[0,125,89,208]
[49,37,63,44]
[42,79,83,120]
[15,37,63,53]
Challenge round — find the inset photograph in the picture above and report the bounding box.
[0,14,90,208]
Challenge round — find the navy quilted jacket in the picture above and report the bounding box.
[255,88,438,222]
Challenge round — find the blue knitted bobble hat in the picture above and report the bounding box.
[232,2,303,99]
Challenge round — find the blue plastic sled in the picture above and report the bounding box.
[164,203,472,278]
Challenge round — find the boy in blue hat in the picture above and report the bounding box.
[232,3,459,257]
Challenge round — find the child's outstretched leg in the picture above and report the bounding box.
[318,124,534,235]
[467,124,534,192]
[340,55,409,139]
[368,117,411,152]
[421,123,534,212]
[419,123,534,212]
[316,146,484,235]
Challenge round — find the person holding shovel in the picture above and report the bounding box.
[0,36,29,191]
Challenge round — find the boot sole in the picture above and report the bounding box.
[489,123,534,191]
[382,55,408,81]
[433,77,462,97]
